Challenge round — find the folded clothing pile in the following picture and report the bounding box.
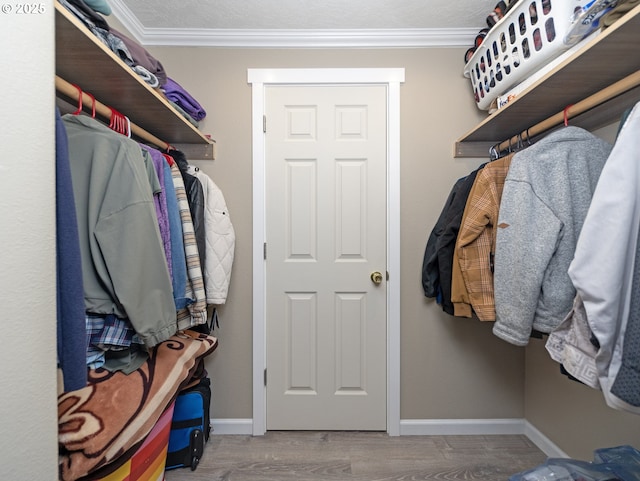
[59,0,207,125]
[161,77,208,126]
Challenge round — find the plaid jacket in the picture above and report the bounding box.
[451,154,513,321]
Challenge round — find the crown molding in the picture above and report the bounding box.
[140,27,478,48]
[109,0,478,48]
[108,0,146,43]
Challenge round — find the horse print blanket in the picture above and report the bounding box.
[58,330,218,481]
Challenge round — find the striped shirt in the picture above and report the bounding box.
[170,162,208,329]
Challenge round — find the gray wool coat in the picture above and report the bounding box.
[492,126,612,346]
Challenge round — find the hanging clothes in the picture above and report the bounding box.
[85,313,148,374]
[422,165,485,315]
[451,153,514,321]
[563,102,640,413]
[168,149,206,273]
[187,165,236,305]
[546,293,600,389]
[422,176,467,300]
[168,158,208,330]
[141,145,173,279]
[62,114,176,348]
[161,156,191,311]
[493,126,612,346]
[610,224,640,409]
[55,108,87,392]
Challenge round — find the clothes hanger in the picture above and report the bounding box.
[85,92,96,118]
[489,142,500,161]
[69,84,96,118]
[108,107,129,136]
[563,104,573,126]
[162,152,175,167]
[108,107,117,131]
[71,83,83,115]
[516,132,526,152]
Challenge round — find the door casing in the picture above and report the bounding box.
[248,68,404,435]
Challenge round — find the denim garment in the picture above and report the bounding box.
[163,160,192,310]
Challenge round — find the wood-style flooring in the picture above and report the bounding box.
[164,431,547,481]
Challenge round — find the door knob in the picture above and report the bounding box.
[370,271,383,285]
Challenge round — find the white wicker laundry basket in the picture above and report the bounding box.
[464,0,592,110]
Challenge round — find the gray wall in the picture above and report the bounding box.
[146,43,640,457]
[147,44,526,421]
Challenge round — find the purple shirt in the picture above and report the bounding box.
[162,77,207,121]
[141,145,172,280]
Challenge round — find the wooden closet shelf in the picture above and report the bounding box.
[55,2,215,159]
[455,3,640,158]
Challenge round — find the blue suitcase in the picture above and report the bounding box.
[165,377,211,471]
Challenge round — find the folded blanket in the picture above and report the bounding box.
[162,77,207,121]
[58,330,218,481]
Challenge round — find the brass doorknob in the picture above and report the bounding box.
[371,271,383,285]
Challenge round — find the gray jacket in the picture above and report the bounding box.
[493,126,612,346]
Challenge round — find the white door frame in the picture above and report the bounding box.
[248,68,404,436]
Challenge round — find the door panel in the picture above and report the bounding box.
[265,85,387,430]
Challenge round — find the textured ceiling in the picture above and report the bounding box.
[109,0,498,47]
[115,0,496,30]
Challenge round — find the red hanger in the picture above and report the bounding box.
[162,153,175,167]
[109,107,128,136]
[71,83,83,115]
[86,92,96,118]
[563,104,574,126]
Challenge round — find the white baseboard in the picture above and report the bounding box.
[401,419,568,458]
[210,417,568,459]
[211,418,253,435]
[210,419,525,436]
[400,418,526,436]
[524,421,569,458]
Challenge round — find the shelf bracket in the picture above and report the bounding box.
[453,141,495,158]
[173,141,216,161]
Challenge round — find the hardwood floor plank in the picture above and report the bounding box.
[164,432,547,481]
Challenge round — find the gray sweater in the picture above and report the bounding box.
[493,126,612,346]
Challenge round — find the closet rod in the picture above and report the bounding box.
[55,75,169,151]
[496,69,640,154]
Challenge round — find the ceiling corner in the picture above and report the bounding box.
[108,0,147,43]
[107,1,479,49]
